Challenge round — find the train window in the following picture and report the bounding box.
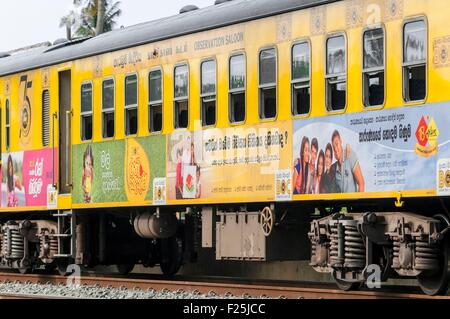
[201,60,216,127]
[229,54,246,123]
[326,35,346,112]
[259,48,277,119]
[403,20,427,102]
[81,83,93,141]
[102,78,115,138]
[174,64,189,129]
[149,69,163,133]
[291,42,311,116]
[125,74,138,136]
[363,28,385,107]
[5,99,10,151]
[42,90,50,146]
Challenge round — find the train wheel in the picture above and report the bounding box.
[332,271,362,291]
[18,267,32,275]
[57,261,69,276]
[44,263,57,274]
[417,215,450,296]
[18,259,33,274]
[116,264,135,275]
[160,236,183,276]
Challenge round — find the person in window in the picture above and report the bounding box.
[306,138,318,194]
[293,137,310,195]
[331,130,365,193]
[320,143,337,194]
[6,155,22,207]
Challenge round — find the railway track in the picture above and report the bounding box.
[0,272,447,299]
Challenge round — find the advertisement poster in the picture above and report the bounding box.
[72,136,165,205]
[292,102,450,197]
[167,122,292,203]
[1,149,55,208]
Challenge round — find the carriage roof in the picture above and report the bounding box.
[0,0,336,76]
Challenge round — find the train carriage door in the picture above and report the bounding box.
[59,70,72,194]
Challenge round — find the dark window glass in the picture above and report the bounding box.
[292,42,311,116]
[125,74,138,107]
[81,83,93,141]
[259,48,276,85]
[125,108,138,136]
[364,72,385,107]
[125,75,138,136]
[81,83,93,113]
[404,21,426,63]
[260,88,277,119]
[327,36,346,75]
[174,65,188,98]
[149,104,162,133]
[103,112,115,138]
[81,115,93,141]
[292,85,311,116]
[229,54,246,123]
[149,69,163,133]
[292,42,310,80]
[102,79,115,110]
[149,70,162,103]
[403,20,427,102]
[363,29,385,107]
[230,54,245,90]
[201,60,216,95]
[364,29,384,69]
[174,65,189,129]
[230,92,245,123]
[326,35,346,111]
[201,60,216,126]
[174,100,188,129]
[102,79,115,138]
[259,48,277,119]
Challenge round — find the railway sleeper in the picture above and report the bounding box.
[309,212,450,295]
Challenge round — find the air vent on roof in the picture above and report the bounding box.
[0,52,11,59]
[214,0,232,4]
[53,38,69,46]
[44,37,91,53]
[180,5,199,14]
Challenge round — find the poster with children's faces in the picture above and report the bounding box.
[292,101,450,197]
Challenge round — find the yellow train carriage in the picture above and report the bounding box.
[0,0,450,295]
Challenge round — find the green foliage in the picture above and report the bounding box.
[60,0,122,37]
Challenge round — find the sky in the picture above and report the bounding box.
[0,0,215,52]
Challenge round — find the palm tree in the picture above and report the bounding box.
[60,0,122,38]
